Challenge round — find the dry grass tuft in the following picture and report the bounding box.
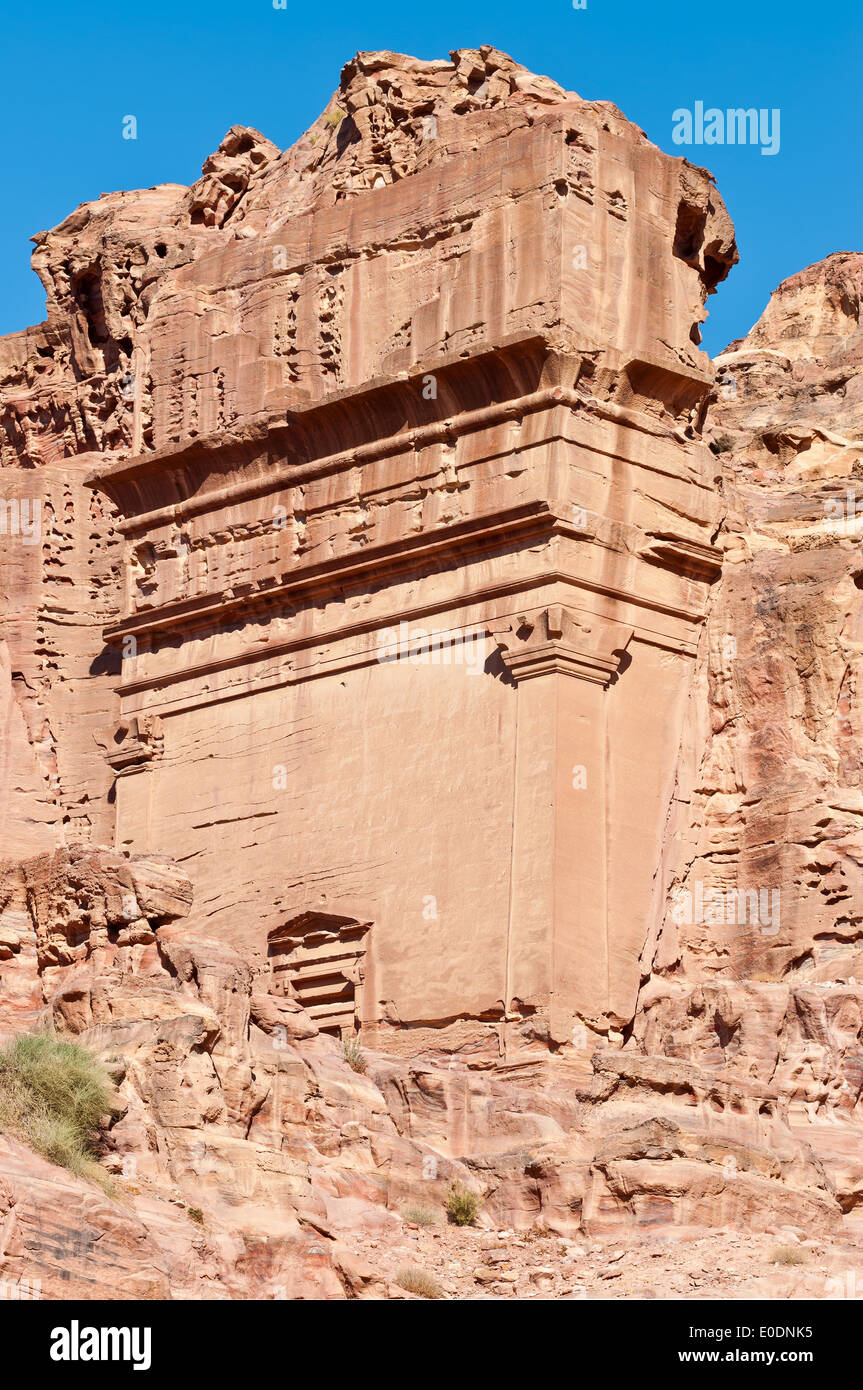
[0,1032,116,1191]
[342,1037,367,1073]
[395,1266,446,1299]
[400,1203,439,1226]
[770,1244,809,1266]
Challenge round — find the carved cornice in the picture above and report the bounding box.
[638,533,723,583]
[103,496,718,655]
[103,499,559,646]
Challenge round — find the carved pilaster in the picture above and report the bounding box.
[95,716,164,776]
[498,606,634,1041]
[498,606,633,685]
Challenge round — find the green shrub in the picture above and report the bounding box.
[395,1266,445,1299]
[342,1037,367,1073]
[445,1181,480,1227]
[187,1206,204,1226]
[401,1203,438,1227]
[0,1032,115,1184]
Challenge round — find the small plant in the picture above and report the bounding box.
[324,107,346,128]
[445,1181,480,1227]
[342,1037,367,1073]
[712,433,735,454]
[770,1244,808,1266]
[401,1203,438,1227]
[395,1266,445,1299]
[187,1206,204,1226]
[0,1032,115,1187]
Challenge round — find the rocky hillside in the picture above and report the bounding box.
[0,843,861,1300]
[631,249,863,1231]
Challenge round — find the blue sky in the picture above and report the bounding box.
[2,0,859,355]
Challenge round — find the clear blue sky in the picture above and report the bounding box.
[2,0,859,355]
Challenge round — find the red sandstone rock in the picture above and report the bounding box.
[4,46,863,1300]
[79,44,734,1044]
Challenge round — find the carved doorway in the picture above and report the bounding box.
[267,910,372,1038]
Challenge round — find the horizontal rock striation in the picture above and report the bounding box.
[4,46,863,1298]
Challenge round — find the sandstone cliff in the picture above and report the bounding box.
[2,48,863,1301]
[632,250,863,1222]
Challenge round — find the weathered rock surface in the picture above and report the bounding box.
[77,44,736,1048]
[3,46,863,1300]
[2,46,739,1047]
[631,250,863,1234]
[0,844,855,1300]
